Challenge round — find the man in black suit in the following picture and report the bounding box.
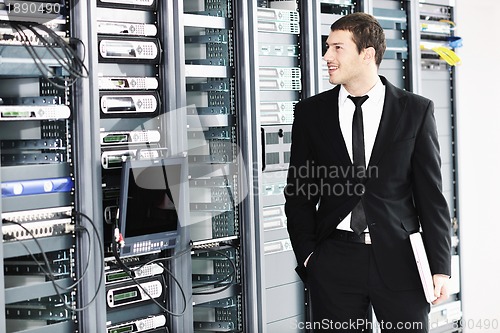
[284,13,451,332]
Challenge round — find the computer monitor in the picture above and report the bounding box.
[118,156,187,257]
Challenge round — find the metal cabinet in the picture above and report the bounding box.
[0,1,83,331]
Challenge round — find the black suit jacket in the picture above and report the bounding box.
[284,76,452,291]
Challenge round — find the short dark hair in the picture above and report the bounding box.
[330,12,386,66]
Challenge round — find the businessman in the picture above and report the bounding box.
[284,13,452,332]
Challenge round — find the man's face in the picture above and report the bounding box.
[323,29,366,86]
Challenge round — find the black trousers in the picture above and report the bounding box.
[306,238,430,332]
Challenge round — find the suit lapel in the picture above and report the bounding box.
[319,86,352,166]
[367,77,407,168]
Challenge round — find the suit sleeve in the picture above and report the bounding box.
[412,100,452,276]
[284,102,320,268]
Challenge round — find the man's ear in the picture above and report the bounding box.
[363,47,376,63]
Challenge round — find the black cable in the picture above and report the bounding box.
[23,23,83,88]
[111,220,136,277]
[9,22,62,81]
[135,242,239,296]
[27,21,88,77]
[8,235,75,305]
[27,22,88,78]
[108,154,189,315]
[24,25,79,77]
[5,212,105,312]
[9,21,72,89]
[134,243,193,270]
[157,261,187,316]
[0,19,88,89]
[71,225,93,289]
[191,248,238,296]
[108,213,190,315]
[2,219,89,288]
[69,36,86,63]
[191,249,236,289]
[1,219,97,311]
[111,249,188,316]
[123,263,187,317]
[2,220,52,271]
[73,211,106,312]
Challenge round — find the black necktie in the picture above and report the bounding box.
[348,95,369,235]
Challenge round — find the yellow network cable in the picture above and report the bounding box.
[439,19,456,29]
[420,43,461,66]
[432,46,461,66]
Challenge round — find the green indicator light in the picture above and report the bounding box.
[114,291,137,301]
[2,111,30,117]
[110,324,134,333]
[107,271,129,282]
[104,134,128,143]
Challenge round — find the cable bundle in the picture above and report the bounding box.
[0,19,88,89]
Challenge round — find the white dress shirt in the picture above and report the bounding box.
[336,78,386,231]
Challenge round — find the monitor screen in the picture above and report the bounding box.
[118,156,187,257]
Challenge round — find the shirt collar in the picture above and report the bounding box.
[339,77,385,107]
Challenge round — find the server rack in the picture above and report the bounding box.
[418,1,462,332]
[0,0,85,331]
[91,1,182,333]
[250,1,308,332]
[286,1,462,332]
[71,0,106,331]
[173,0,256,332]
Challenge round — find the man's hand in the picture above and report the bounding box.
[432,274,450,305]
